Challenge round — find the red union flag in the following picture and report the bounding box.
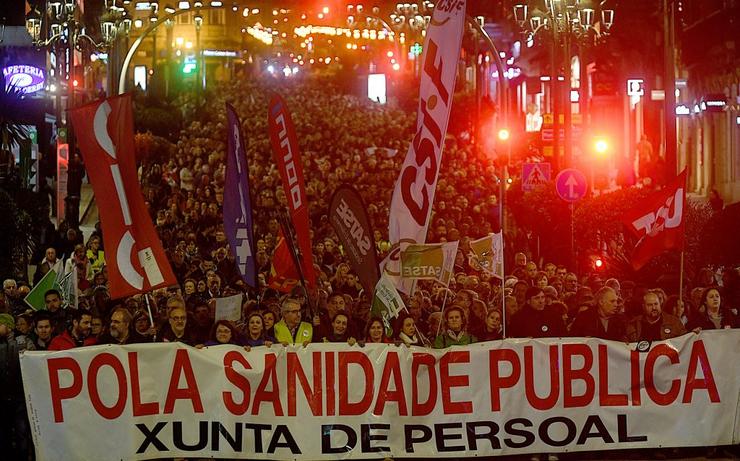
[386,0,466,293]
[69,95,177,298]
[622,169,688,270]
[267,94,316,288]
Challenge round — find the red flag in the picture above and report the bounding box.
[267,94,316,288]
[622,169,688,270]
[69,95,177,299]
[267,229,300,293]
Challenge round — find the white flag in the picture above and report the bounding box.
[386,0,467,294]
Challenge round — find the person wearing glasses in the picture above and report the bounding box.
[159,297,195,345]
[273,298,313,346]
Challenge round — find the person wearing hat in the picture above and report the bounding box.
[508,287,567,338]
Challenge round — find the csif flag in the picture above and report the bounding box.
[267,94,316,288]
[328,185,380,295]
[621,169,688,270]
[224,103,257,288]
[69,94,177,299]
[386,0,467,294]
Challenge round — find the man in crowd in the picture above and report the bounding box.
[99,307,147,345]
[570,286,627,341]
[44,289,67,335]
[32,312,54,350]
[509,287,567,338]
[625,291,686,342]
[33,247,64,285]
[274,297,312,345]
[3,279,25,315]
[48,309,96,350]
[160,297,195,345]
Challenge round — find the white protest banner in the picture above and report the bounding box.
[21,331,740,461]
[214,294,243,322]
[386,0,466,294]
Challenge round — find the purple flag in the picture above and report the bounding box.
[224,103,257,287]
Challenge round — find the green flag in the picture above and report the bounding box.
[24,269,58,311]
[371,273,406,337]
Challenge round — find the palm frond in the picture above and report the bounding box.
[0,84,31,150]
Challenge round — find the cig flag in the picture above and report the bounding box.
[400,241,459,287]
[267,94,316,288]
[69,95,177,299]
[224,103,257,288]
[386,0,466,293]
[621,169,688,270]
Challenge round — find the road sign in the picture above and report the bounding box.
[522,162,551,192]
[555,168,588,202]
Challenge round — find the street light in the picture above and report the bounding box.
[513,0,615,171]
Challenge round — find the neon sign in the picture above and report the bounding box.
[3,65,45,94]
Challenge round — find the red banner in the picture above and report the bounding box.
[622,169,687,270]
[267,94,316,288]
[267,228,300,293]
[69,94,177,298]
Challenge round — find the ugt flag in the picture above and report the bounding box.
[224,103,257,288]
[267,94,316,288]
[621,169,688,270]
[69,94,177,299]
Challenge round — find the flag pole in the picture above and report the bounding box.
[436,286,451,339]
[499,174,507,338]
[678,250,685,302]
[277,211,315,317]
[144,293,157,342]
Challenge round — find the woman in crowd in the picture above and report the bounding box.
[434,306,477,348]
[394,312,423,346]
[364,316,391,344]
[476,309,504,342]
[202,320,242,346]
[688,287,739,331]
[242,312,274,348]
[320,312,356,345]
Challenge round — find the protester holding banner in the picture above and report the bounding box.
[433,305,477,348]
[509,287,567,338]
[47,309,96,351]
[394,311,424,346]
[241,312,274,348]
[273,298,312,345]
[364,316,392,344]
[687,287,739,331]
[159,298,196,345]
[201,319,242,347]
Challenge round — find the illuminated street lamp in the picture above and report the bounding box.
[513,0,614,171]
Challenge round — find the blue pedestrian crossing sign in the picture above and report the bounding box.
[522,162,551,192]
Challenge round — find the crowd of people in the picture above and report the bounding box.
[1,76,739,460]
